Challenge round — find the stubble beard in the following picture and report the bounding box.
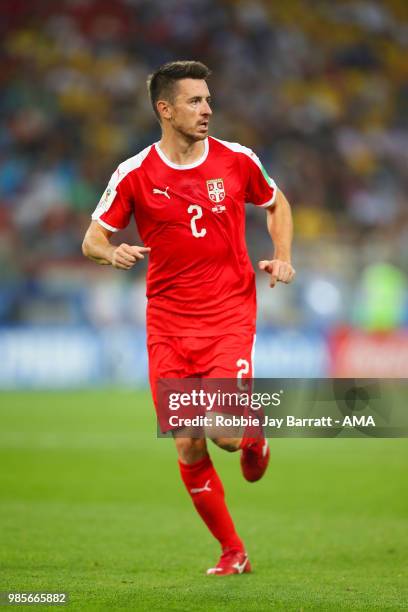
[173,121,208,144]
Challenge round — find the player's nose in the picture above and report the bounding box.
[201,101,212,116]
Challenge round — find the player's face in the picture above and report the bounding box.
[168,79,212,142]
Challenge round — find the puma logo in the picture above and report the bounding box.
[153,186,170,199]
[232,556,249,574]
[190,479,211,494]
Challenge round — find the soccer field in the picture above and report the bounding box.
[0,391,407,611]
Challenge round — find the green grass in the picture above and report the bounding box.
[0,390,407,611]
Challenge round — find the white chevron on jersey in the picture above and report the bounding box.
[211,137,277,207]
[92,145,152,230]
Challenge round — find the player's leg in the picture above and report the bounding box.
[174,436,208,464]
[148,336,247,575]
[176,434,250,576]
[167,336,254,575]
[174,432,246,567]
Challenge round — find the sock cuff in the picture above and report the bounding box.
[178,453,212,473]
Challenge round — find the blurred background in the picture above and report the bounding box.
[1,0,408,387]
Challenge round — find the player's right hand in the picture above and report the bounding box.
[111,244,151,270]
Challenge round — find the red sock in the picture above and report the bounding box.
[239,436,261,450]
[178,454,243,551]
[240,408,266,443]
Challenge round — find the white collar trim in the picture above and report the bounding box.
[155,138,209,170]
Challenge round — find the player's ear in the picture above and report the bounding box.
[157,99,172,121]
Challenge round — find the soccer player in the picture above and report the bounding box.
[82,61,295,576]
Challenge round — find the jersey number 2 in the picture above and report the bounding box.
[188,204,206,238]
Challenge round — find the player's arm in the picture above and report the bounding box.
[82,221,150,270]
[258,189,296,288]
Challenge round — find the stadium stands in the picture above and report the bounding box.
[0,0,407,383]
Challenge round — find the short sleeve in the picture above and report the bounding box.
[243,149,278,208]
[92,168,133,232]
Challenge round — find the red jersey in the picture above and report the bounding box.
[92,136,277,336]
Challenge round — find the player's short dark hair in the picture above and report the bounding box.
[147,60,211,121]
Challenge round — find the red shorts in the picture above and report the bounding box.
[147,332,256,410]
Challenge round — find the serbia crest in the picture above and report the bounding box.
[207,178,225,203]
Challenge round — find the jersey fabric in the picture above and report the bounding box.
[92,136,277,337]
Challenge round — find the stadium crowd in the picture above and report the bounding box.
[1,0,407,329]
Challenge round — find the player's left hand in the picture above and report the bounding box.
[258,259,296,288]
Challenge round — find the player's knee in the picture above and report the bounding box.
[212,437,241,452]
[174,437,207,464]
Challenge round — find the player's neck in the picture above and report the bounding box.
[158,133,206,166]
